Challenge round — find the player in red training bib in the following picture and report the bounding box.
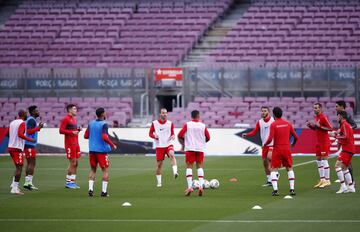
[178,110,210,197]
[8,109,35,195]
[242,106,274,187]
[59,104,81,189]
[149,108,178,187]
[330,111,356,194]
[265,107,298,197]
[306,103,332,188]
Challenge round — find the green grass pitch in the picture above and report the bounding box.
[0,155,359,232]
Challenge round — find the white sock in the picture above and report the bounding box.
[12,181,19,190]
[267,175,271,183]
[344,169,353,186]
[288,170,295,190]
[71,175,76,183]
[172,165,178,175]
[66,175,71,183]
[102,181,108,193]
[270,171,278,191]
[89,180,94,191]
[156,175,161,185]
[197,168,204,189]
[316,160,325,180]
[186,168,193,189]
[322,160,330,181]
[336,167,346,188]
[11,177,15,188]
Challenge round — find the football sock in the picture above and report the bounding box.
[89,180,94,191]
[172,165,178,175]
[344,169,353,186]
[197,168,204,188]
[288,170,295,190]
[316,160,325,181]
[336,167,346,188]
[156,175,161,185]
[186,168,193,189]
[102,181,108,193]
[271,171,278,191]
[267,175,271,183]
[66,175,71,184]
[322,160,330,181]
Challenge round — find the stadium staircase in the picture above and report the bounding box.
[181,1,250,67]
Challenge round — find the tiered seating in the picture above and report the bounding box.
[204,0,360,68]
[0,97,133,128]
[168,96,356,128]
[0,0,230,68]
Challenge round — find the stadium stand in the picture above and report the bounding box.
[168,96,356,128]
[0,0,231,68]
[0,97,133,128]
[203,0,360,68]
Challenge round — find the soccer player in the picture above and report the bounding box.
[84,108,116,197]
[242,106,274,186]
[23,105,44,191]
[178,110,210,197]
[8,109,35,195]
[59,104,81,189]
[264,107,298,196]
[335,100,357,184]
[149,108,178,187]
[306,103,332,188]
[331,111,356,193]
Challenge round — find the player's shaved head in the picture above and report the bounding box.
[314,102,322,108]
[159,108,168,120]
[272,107,283,118]
[313,103,322,115]
[18,109,27,118]
[261,106,270,118]
[191,110,200,119]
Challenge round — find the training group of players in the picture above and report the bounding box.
[6,100,357,196]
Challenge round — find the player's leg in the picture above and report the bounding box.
[283,150,295,195]
[24,148,38,190]
[66,158,78,189]
[335,156,349,193]
[270,149,280,196]
[155,148,165,187]
[167,146,178,178]
[99,154,110,197]
[319,155,331,188]
[262,146,272,186]
[10,151,24,195]
[88,154,97,196]
[339,153,355,193]
[348,163,355,186]
[196,153,205,196]
[185,151,195,196]
[314,144,325,188]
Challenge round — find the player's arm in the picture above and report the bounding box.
[316,117,332,131]
[148,123,158,139]
[169,122,175,140]
[26,118,42,135]
[59,118,75,135]
[264,123,275,146]
[335,123,348,140]
[205,127,210,142]
[243,121,260,137]
[306,120,316,130]
[290,124,298,147]
[18,122,35,142]
[102,123,116,149]
[84,126,89,139]
[177,123,187,146]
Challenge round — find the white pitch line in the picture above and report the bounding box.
[0,219,359,223]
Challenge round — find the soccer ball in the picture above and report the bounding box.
[192,180,200,189]
[210,179,220,189]
[203,179,210,189]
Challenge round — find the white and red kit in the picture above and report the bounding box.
[178,120,210,164]
[149,119,175,161]
[246,116,274,159]
[8,119,33,166]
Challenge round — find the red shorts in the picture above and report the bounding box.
[89,153,109,168]
[24,147,37,159]
[9,150,24,166]
[262,146,273,160]
[185,151,204,164]
[337,151,353,167]
[315,143,330,157]
[66,145,81,159]
[271,148,292,169]
[156,145,174,161]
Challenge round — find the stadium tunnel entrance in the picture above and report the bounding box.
[155,90,182,113]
